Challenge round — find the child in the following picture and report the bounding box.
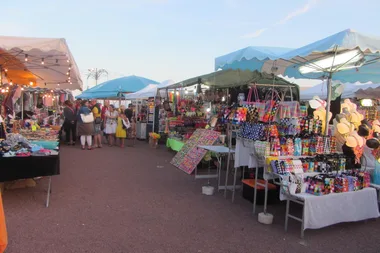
[116,112,127,148]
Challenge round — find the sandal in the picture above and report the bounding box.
[81,146,85,150]
[88,147,92,150]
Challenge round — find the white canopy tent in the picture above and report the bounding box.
[300,81,380,101]
[0,36,82,90]
[124,80,175,100]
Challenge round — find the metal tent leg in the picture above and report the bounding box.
[285,199,290,232]
[46,176,52,208]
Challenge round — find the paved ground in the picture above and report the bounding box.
[2,142,380,253]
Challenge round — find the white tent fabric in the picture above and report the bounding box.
[124,80,176,100]
[124,84,158,100]
[0,36,82,90]
[300,81,380,100]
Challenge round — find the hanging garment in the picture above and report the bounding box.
[43,96,53,107]
[12,86,22,106]
[60,94,65,103]
[23,92,31,111]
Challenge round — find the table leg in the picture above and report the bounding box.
[285,199,290,232]
[264,179,268,214]
[232,166,238,202]
[224,152,231,198]
[217,155,222,191]
[253,167,258,214]
[301,202,305,239]
[46,176,52,208]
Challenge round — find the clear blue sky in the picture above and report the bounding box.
[2,0,379,88]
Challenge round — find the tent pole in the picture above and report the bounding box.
[325,73,333,135]
[21,90,24,121]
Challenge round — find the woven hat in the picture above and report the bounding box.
[337,118,354,135]
[309,96,326,109]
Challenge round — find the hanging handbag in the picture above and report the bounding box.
[122,118,131,129]
[244,84,266,122]
[80,113,94,123]
[263,88,281,123]
[278,87,300,119]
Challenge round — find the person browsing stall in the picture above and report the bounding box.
[63,100,77,145]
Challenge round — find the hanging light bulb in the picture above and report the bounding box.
[41,58,44,65]
[67,59,70,63]
[4,68,7,72]
[57,83,60,86]
[21,87,24,91]
[29,81,33,86]
[68,66,71,70]
[66,72,69,75]
[9,81,13,85]
[1,89,5,93]
[68,77,71,80]
[25,54,28,62]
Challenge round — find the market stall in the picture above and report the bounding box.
[212,29,380,237]
[159,69,298,152]
[0,35,81,207]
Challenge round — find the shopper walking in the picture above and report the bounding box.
[104,105,118,146]
[77,100,95,150]
[63,100,77,145]
[91,99,103,148]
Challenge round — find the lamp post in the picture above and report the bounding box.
[86,68,108,87]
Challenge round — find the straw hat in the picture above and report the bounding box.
[345,133,364,148]
[309,96,327,109]
[336,118,355,135]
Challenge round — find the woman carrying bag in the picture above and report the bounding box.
[77,100,95,150]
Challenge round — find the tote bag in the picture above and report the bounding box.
[242,84,265,121]
[80,113,94,123]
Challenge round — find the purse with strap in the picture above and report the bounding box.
[81,113,94,123]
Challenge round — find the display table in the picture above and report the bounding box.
[0,154,60,207]
[285,188,380,238]
[198,145,235,189]
[166,138,185,152]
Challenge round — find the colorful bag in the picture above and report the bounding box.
[254,141,270,157]
[243,85,266,122]
[334,177,349,193]
[263,89,281,123]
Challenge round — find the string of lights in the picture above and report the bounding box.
[0,47,74,89]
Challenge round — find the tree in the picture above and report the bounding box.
[86,68,108,86]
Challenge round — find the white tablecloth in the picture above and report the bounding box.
[291,188,380,230]
[234,139,258,168]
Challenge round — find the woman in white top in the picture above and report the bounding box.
[105,105,118,146]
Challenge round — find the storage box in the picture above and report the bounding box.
[242,179,278,205]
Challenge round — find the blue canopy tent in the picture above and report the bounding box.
[215,46,293,72]
[77,75,159,99]
[215,29,380,133]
